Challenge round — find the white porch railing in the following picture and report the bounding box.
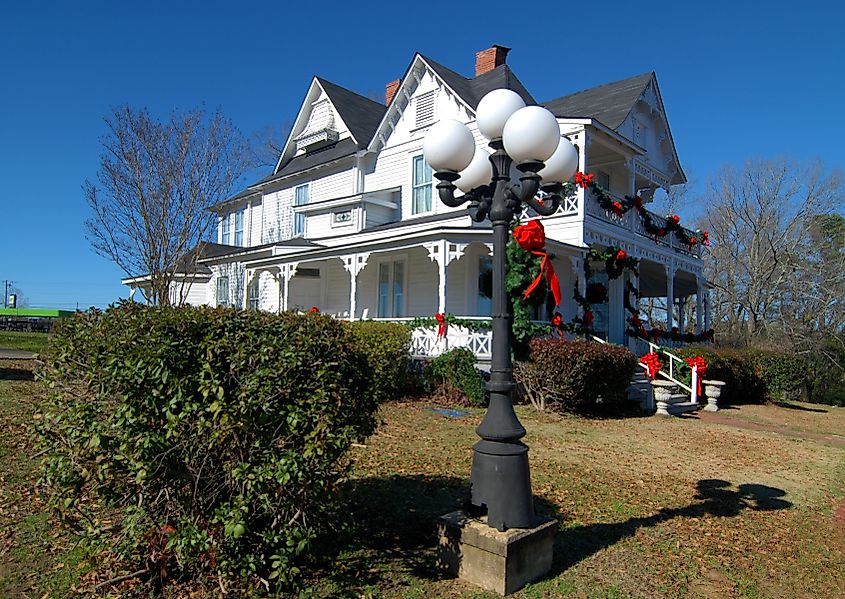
[374,317,492,361]
[595,335,698,405]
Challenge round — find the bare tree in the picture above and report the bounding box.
[85,106,252,305]
[701,158,843,344]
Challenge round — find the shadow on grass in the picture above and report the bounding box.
[774,401,829,413]
[0,366,35,381]
[321,475,791,594]
[550,478,791,575]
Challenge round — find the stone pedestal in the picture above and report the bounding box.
[651,380,679,416]
[702,380,725,411]
[438,511,556,595]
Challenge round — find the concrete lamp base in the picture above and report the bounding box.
[437,511,556,596]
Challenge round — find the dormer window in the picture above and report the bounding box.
[294,98,339,153]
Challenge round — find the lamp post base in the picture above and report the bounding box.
[469,440,535,531]
[438,510,556,596]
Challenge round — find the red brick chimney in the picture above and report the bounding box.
[475,45,511,77]
[385,79,400,105]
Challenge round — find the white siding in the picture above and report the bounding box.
[406,248,438,316]
[322,259,350,315]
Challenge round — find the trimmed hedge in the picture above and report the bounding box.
[346,320,413,402]
[423,348,487,407]
[673,347,808,405]
[516,339,638,414]
[36,304,379,591]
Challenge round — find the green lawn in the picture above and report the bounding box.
[2,359,844,598]
[0,330,50,353]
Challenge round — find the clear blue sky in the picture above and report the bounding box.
[1,1,843,309]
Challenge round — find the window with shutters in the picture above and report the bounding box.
[414,90,436,128]
[216,276,229,307]
[234,210,244,246]
[221,215,230,245]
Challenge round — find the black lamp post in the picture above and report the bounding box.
[423,90,578,531]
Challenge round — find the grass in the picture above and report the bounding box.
[2,360,844,598]
[0,330,50,352]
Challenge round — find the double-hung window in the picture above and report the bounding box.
[247,277,260,310]
[221,215,230,245]
[412,155,432,214]
[216,276,229,307]
[377,260,405,318]
[293,184,309,236]
[234,210,244,246]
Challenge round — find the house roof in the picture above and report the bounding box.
[173,242,240,275]
[315,77,386,148]
[542,72,653,129]
[420,56,536,108]
[259,137,359,184]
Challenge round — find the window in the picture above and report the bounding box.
[412,155,432,214]
[221,215,230,245]
[216,276,229,307]
[377,260,405,318]
[247,277,260,310]
[477,257,493,316]
[332,209,352,226]
[414,90,437,128]
[293,184,309,236]
[234,210,244,246]
[595,170,610,190]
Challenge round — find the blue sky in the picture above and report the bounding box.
[1,1,843,309]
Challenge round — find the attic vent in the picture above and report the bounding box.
[415,90,437,128]
[294,98,339,153]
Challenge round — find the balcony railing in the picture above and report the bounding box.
[374,317,492,360]
[585,188,702,258]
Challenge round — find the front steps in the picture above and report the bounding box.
[627,370,700,416]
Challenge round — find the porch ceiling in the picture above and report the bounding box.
[638,260,698,298]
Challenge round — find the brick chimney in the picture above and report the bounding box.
[475,45,511,77]
[385,79,401,105]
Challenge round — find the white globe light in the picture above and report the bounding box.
[502,106,561,164]
[455,147,493,193]
[538,136,578,184]
[476,89,525,140]
[422,119,475,172]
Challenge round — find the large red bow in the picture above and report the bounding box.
[639,352,662,380]
[512,220,562,306]
[685,356,708,396]
[574,171,594,188]
[434,312,447,338]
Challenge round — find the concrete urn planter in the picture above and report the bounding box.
[650,380,680,416]
[702,380,726,412]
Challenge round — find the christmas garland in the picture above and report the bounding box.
[574,171,710,249]
[406,314,492,332]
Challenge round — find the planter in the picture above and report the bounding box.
[651,380,680,416]
[702,380,725,412]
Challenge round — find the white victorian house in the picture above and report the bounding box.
[124,46,710,360]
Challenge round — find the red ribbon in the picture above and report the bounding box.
[512,220,562,306]
[551,312,564,335]
[574,171,594,188]
[612,201,624,216]
[685,356,707,396]
[308,306,320,313]
[434,313,447,338]
[639,352,662,380]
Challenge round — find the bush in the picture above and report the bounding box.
[423,348,486,407]
[673,347,809,405]
[517,339,637,414]
[346,320,413,402]
[36,304,378,592]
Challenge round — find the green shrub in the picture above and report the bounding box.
[346,320,413,402]
[517,339,637,414]
[36,303,378,592]
[423,348,486,407]
[674,348,809,404]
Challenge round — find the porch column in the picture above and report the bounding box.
[678,297,686,332]
[281,263,297,312]
[438,240,448,315]
[243,269,253,309]
[695,277,704,333]
[704,286,711,331]
[665,263,675,330]
[343,253,369,320]
[569,255,586,317]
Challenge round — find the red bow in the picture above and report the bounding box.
[656,228,667,237]
[512,220,562,306]
[634,196,644,210]
[583,310,594,326]
[639,352,662,380]
[611,201,624,216]
[574,172,594,188]
[308,306,320,313]
[551,312,564,335]
[689,236,698,246]
[702,231,710,246]
[616,249,628,262]
[685,356,708,396]
[434,313,447,338]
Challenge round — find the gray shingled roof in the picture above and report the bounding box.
[315,77,386,148]
[420,56,535,108]
[174,242,241,275]
[543,72,653,130]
